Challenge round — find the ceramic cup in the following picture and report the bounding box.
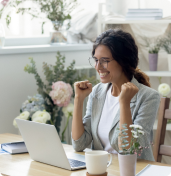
[85,150,112,175]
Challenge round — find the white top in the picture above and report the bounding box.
[97,85,119,154]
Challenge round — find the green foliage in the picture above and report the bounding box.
[24,51,99,133]
[117,124,146,156]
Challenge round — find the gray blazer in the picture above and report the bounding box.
[72,77,160,161]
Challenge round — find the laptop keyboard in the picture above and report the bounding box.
[68,159,86,168]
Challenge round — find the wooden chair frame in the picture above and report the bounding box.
[153,97,171,162]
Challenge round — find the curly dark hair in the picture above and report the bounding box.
[92,28,150,87]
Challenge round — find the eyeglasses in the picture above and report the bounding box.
[89,57,114,69]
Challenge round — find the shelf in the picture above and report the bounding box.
[0,43,93,55]
[144,71,171,77]
[102,19,171,24]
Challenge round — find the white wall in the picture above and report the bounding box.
[0,48,92,134]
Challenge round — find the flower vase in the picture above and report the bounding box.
[0,23,5,48]
[168,54,171,71]
[118,153,137,176]
[148,53,158,71]
[50,21,67,44]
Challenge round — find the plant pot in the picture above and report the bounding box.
[168,54,171,71]
[0,23,5,48]
[50,21,68,44]
[118,153,137,176]
[148,53,158,71]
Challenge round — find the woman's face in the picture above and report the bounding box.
[94,45,124,84]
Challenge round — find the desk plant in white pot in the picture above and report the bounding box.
[140,36,161,71]
[117,124,145,176]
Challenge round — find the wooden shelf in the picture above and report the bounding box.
[144,71,171,77]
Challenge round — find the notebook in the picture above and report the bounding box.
[136,164,171,176]
[1,141,28,154]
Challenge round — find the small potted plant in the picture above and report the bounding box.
[140,36,161,71]
[117,124,145,176]
[161,34,171,71]
[0,0,77,43]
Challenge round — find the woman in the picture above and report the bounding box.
[71,28,160,161]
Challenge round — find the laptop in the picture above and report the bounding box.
[16,119,86,170]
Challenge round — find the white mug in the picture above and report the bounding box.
[85,150,112,175]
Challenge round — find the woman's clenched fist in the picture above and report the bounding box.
[74,80,92,100]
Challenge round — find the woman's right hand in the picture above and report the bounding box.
[74,80,92,100]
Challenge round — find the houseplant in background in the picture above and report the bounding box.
[161,33,171,71]
[13,51,99,142]
[117,124,146,176]
[0,0,77,43]
[140,36,161,71]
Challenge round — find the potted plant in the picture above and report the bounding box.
[161,34,171,71]
[117,124,145,176]
[140,36,161,71]
[0,0,77,43]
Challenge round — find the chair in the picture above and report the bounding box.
[153,97,171,162]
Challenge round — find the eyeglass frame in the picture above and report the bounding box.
[88,56,115,69]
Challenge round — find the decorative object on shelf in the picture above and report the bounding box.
[148,53,158,71]
[50,21,68,44]
[13,51,98,142]
[158,83,171,124]
[0,0,77,43]
[117,124,149,176]
[140,36,161,71]
[0,23,5,48]
[161,33,171,71]
[126,9,163,20]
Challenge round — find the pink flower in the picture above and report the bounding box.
[49,81,73,107]
[134,152,137,154]
[138,154,141,156]
[1,0,9,6]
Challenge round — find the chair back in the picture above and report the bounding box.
[153,97,171,162]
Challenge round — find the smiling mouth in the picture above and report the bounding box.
[99,72,109,78]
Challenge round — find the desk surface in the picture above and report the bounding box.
[0,133,170,176]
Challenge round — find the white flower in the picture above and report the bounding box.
[13,117,20,128]
[129,124,143,130]
[13,111,30,128]
[131,130,137,135]
[158,83,171,97]
[32,111,51,123]
[19,111,30,120]
[32,116,46,123]
[138,130,145,135]
[62,103,74,117]
[133,135,139,138]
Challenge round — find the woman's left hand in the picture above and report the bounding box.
[119,82,139,104]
